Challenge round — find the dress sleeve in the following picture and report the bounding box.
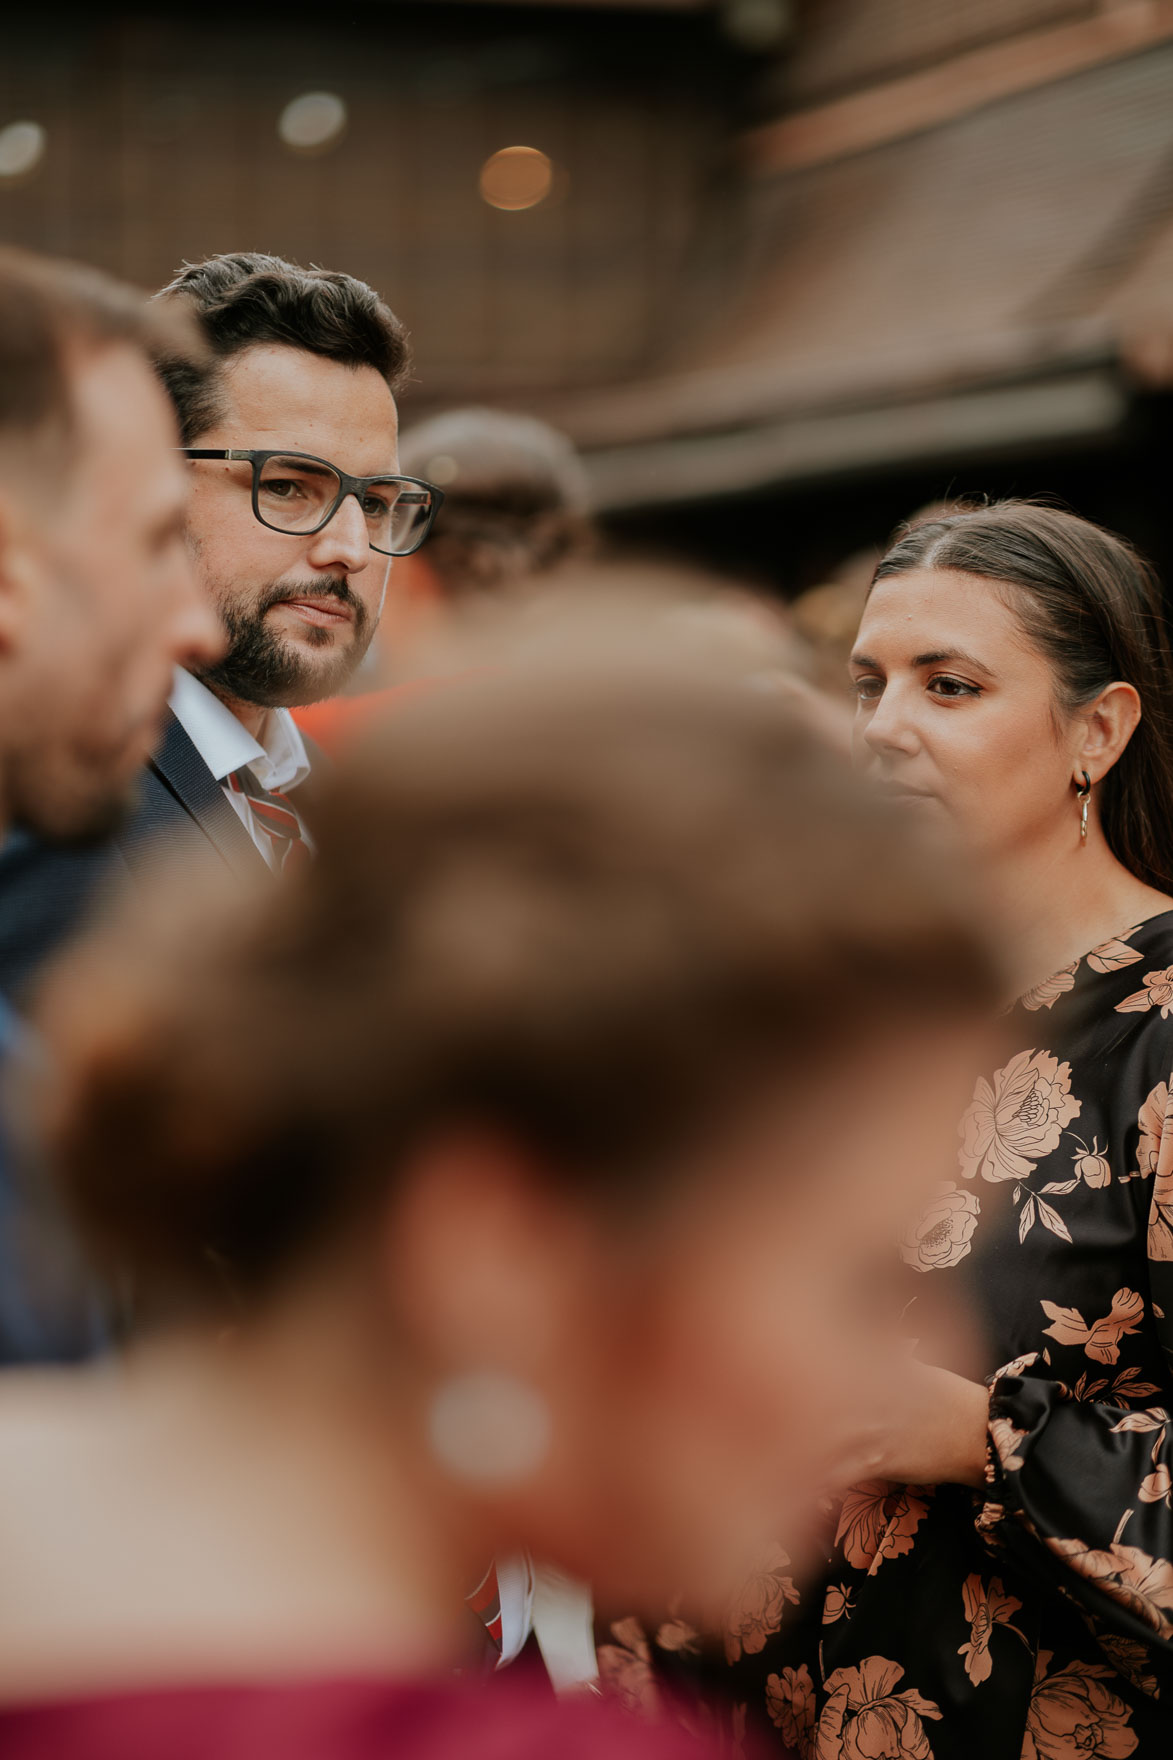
[976,1096,1173,1693]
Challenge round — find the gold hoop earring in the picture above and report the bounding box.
[1076,771,1092,843]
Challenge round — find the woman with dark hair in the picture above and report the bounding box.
[0,626,992,1759]
[699,502,1173,1759]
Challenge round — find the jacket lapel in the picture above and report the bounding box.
[147,712,267,879]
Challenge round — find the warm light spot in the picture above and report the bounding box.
[0,121,47,181]
[479,146,554,212]
[425,453,460,487]
[278,92,347,154]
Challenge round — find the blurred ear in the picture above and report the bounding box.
[386,1133,601,1376]
[0,485,40,661]
[1076,681,1141,783]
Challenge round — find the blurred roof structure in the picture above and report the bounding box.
[542,2,1173,510]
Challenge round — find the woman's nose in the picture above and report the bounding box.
[861,688,920,757]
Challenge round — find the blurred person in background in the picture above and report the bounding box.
[293,406,593,752]
[0,616,996,1757]
[0,251,440,1003]
[0,247,220,1364]
[684,503,1173,1759]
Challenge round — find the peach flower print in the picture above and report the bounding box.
[1096,1634,1159,1699]
[724,1543,799,1662]
[1136,1079,1173,1258]
[1065,1136,1111,1188]
[822,1582,856,1624]
[835,1482,930,1576]
[957,1574,1025,1685]
[958,1050,1081,1183]
[596,1616,660,1716]
[1021,963,1079,1012]
[815,1658,941,1760]
[1046,1538,1173,1640]
[1117,966,1173,1019]
[1023,1653,1137,1760]
[989,1414,1029,1474]
[1134,1081,1170,1181]
[767,1664,817,1756]
[1040,1288,1145,1365]
[1086,932,1143,974]
[899,1184,980,1273]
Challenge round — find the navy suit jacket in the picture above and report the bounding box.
[0,710,266,1006]
[0,714,269,1362]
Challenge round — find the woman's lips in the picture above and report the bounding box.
[278,597,352,629]
[881,781,937,803]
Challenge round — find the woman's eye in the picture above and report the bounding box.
[853,676,883,702]
[928,675,980,699]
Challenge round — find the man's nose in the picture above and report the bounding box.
[305,491,371,576]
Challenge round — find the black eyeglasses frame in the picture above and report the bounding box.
[180,447,444,557]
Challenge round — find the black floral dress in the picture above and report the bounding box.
[615,911,1173,1760]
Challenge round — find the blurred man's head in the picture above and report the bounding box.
[159,254,413,714]
[396,407,592,604]
[0,249,222,841]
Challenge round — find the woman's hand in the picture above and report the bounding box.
[856,1362,991,1491]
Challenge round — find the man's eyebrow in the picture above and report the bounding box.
[849,652,880,670]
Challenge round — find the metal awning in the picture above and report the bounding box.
[551,43,1173,507]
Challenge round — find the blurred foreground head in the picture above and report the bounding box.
[39,601,997,1610]
[0,248,221,840]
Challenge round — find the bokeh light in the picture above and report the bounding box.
[0,121,47,181]
[424,452,460,487]
[278,92,347,154]
[479,146,555,212]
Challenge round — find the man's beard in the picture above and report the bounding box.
[196,576,372,709]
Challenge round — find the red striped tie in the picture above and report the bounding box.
[466,1561,504,1659]
[227,766,309,871]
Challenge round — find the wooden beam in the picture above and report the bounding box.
[741,0,1173,177]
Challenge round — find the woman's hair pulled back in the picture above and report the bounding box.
[874,501,1173,892]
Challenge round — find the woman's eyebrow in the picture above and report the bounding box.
[849,651,880,670]
[913,648,995,677]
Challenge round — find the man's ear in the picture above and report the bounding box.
[1076,682,1142,784]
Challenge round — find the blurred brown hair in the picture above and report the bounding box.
[398,408,593,596]
[0,246,201,464]
[39,606,998,1307]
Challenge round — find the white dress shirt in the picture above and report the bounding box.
[168,668,312,870]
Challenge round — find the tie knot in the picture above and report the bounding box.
[227,766,308,870]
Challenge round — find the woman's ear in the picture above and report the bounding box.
[1077,682,1142,784]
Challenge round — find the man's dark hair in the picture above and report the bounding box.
[154,252,412,444]
[0,245,200,463]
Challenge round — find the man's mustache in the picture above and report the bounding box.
[257,578,366,628]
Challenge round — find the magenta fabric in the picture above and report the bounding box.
[0,1671,718,1760]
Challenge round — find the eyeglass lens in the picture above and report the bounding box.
[256,454,434,555]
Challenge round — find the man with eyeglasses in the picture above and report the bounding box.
[0,252,440,997]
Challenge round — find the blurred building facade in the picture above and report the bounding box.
[3,0,1173,589]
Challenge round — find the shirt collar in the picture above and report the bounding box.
[167,669,311,794]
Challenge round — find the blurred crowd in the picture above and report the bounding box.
[0,244,1172,1760]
